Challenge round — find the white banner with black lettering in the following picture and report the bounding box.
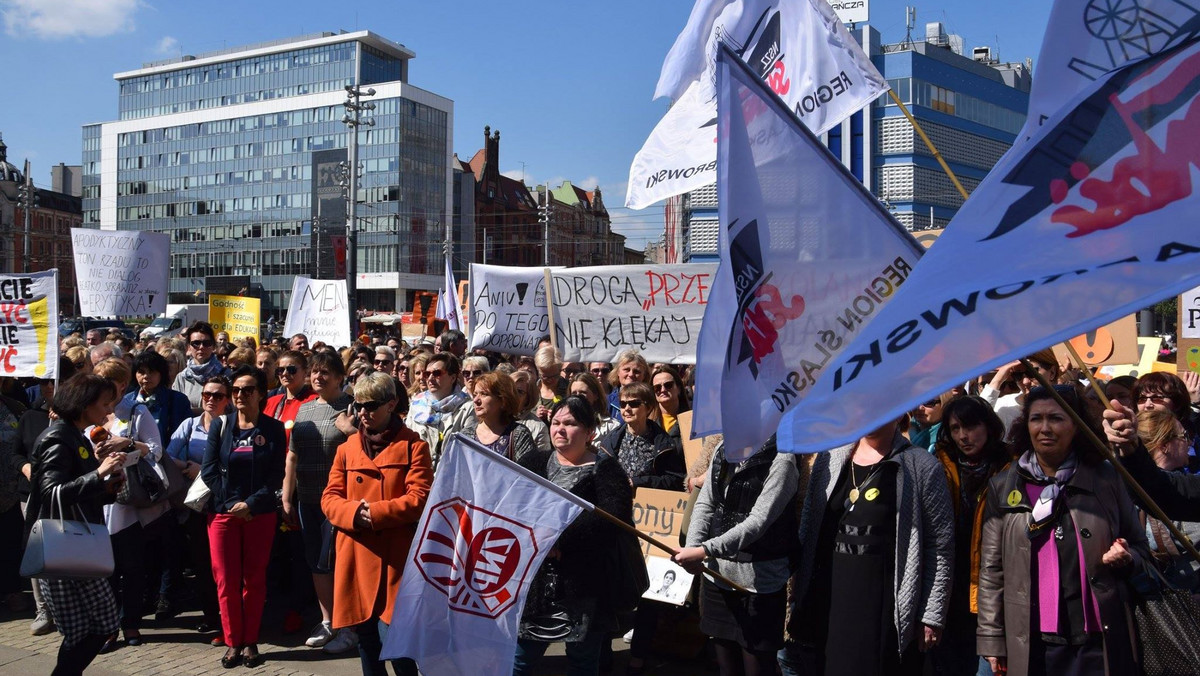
[550,263,716,364]
[0,270,58,379]
[626,0,888,209]
[283,276,351,348]
[467,264,556,356]
[71,228,168,317]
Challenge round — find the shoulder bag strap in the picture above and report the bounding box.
[1149,516,1182,558]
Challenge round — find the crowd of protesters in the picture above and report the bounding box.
[10,322,1200,676]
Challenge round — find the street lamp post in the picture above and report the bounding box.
[342,84,376,332]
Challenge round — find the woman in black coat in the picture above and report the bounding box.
[25,374,128,676]
[598,382,685,490]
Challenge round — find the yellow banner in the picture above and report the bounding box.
[208,295,260,343]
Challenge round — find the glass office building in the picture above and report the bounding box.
[82,31,453,313]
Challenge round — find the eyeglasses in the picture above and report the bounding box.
[1138,394,1171,405]
[276,365,299,376]
[919,398,941,408]
[201,391,228,401]
[231,385,258,396]
[397,365,409,372]
[654,382,676,392]
[356,399,390,412]
[190,339,215,349]
[462,369,485,378]
[619,400,644,409]
[373,359,394,366]
[426,369,447,378]
[563,369,582,376]
[1166,432,1195,444]
[591,367,612,375]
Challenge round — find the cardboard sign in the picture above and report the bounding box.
[72,228,169,317]
[1051,315,1139,368]
[468,264,555,356]
[283,276,350,348]
[550,263,716,364]
[208,295,261,343]
[676,411,705,472]
[1178,287,1200,374]
[0,271,57,378]
[1100,337,1163,379]
[632,487,690,560]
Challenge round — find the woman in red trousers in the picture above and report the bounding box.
[200,365,286,669]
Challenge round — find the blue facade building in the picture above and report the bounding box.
[82,31,454,314]
[680,20,1031,262]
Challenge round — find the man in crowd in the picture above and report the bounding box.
[290,333,310,352]
[438,329,468,358]
[89,341,122,367]
[85,328,105,346]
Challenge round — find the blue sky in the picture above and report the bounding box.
[0,0,1053,247]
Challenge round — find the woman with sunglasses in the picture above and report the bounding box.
[164,375,229,642]
[173,322,231,414]
[980,350,1061,440]
[1133,372,1200,470]
[1132,409,1200,592]
[283,351,357,654]
[201,365,287,669]
[910,393,948,451]
[598,382,684,490]
[649,365,690,449]
[322,371,432,676]
[265,350,316,442]
[978,386,1148,676]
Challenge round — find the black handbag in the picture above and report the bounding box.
[1134,561,1200,676]
[116,456,168,507]
[604,529,650,614]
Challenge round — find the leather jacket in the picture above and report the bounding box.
[24,420,116,539]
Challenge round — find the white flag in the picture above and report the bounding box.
[691,45,922,461]
[1018,0,1200,143]
[381,435,589,675]
[436,257,461,331]
[626,0,888,210]
[778,35,1200,453]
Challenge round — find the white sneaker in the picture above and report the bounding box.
[305,621,334,648]
[30,609,55,636]
[323,628,359,654]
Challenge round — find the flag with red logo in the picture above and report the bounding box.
[625,0,888,210]
[380,435,589,675]
[690,45,922,461]
[778,32,1200,453]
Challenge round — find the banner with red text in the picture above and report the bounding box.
[0,271,58,379]
[549,263,716,364]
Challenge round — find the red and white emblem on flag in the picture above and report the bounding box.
[413,498,539,619]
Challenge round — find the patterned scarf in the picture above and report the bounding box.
[1017,449,1077,538]
[182,356,227,385]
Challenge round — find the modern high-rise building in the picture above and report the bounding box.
[678,16,1032,262]
[82,30,454,314]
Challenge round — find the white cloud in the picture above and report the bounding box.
[2,0,141,39]
[154,35,178,55]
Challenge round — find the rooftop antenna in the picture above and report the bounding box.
[904,6,916,46]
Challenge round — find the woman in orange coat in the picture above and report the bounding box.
[322,371,432,676]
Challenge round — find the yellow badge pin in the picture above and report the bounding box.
[1007,489,1022,507]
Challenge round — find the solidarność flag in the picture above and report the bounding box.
[381,435,589,676]
[690,44,922,461]
[435,256,461,331]
[779,31,1200,453]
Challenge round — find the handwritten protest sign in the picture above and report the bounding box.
[283,277,350,348]
[208,295,261,343]
[0,271,58,378]
[633,487,690,560]
[550,263,716,364]
[467,264,555,356]
[72,228,168,317]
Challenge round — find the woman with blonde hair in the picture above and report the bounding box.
[65,345,92,375]
[1134,408,1200,592]
[511,370,551,452]
[606,350,650,418]
[534,345,566,423]
[405,353,430,401]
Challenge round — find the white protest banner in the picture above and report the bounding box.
[436,257,461,331]
[627,0,888,209]
[283,276,351,348]
[71,228,168,317]
[549,263,716,364]
[0,271,57,378]
[691,45,921,460]
[778,36,1200,453]
[381,435,589,676]
[1017,0,1199,144]
[1181,285,1200,340]
[467,264,556,356]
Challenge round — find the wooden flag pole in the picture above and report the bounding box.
[543,267,559,353]
[888,90,971,202]
[591,506,751,594]
[1020,359,1200,566]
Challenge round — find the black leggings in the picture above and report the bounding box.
[52,633,108,676]
[713,638,779,676]
[109,523,145,632]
